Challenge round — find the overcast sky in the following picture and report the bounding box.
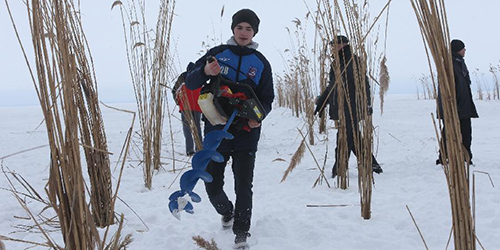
[1,0,499,107]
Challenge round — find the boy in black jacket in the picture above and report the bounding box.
[185,9,274,249]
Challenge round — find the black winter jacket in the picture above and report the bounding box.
[316,46,371,121]
[437,52,478,119]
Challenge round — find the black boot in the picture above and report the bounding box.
[234,232,250,250]
[332,163,338,178]
[221,210,234,230]
[372,163,383,174]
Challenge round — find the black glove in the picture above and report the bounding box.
[314,104,323,117]
[368,106,373,115]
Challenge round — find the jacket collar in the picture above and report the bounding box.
[452,51,464,61]
[227,36,259,50]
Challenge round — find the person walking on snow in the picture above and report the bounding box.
[436,39,478,165]
[314,35,383,178]
[185,9,274,250]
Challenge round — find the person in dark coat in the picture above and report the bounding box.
[185,9,274,249]
[314,35,382,178]
[436,39,478,165]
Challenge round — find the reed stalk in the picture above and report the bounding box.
[65,4,114,229]
[176,84,202,151]
[489,64,499,100]
[113,0,177,189]
[411,0,476,249]
[6,0,132,248]
[22,0,102,247]
[315,0,392,219]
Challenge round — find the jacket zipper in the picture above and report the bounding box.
[236,54,242,82]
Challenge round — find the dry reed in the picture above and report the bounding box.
[113,0,177,189]
[411,0,476,249]
[6,0,133,248]
[281,140,305,183]
[378,3,391,114]
[279,3,390,219]
[277,13,327,182]
[472,70,484,100]
[378,55,390,113]
[67,8,114,229]
[317,40,330,134]
[176,84,203,151]
[315,0,392,219]
[488,64,499,100]
[192,236,220,250]
[23,0,103,247]
[406,205,430,250]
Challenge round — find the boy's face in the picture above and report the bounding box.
[233,22,255,46]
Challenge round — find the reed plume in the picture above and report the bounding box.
[281,140,305,183]
[379,55,390,113]
[192,236,221,250]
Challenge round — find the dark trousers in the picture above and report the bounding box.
[440,118,473,160]
[181,111,202,154]
[334,116,379,169]
[204,150,256,235]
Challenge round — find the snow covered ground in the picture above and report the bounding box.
[1,94,499,250]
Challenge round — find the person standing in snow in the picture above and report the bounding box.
[185,9,274,249]
[172,63,203,156]
[314,35,383,178]
[436,39,478,165]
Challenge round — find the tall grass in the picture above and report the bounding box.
[286,16,317,144]
[5,0,132,248]
[279,0,390,220]
[278,13,331,182]
[488,64,499,100]
[411,0,476,249]
[378,3,391,114]
[113,0,177,189]
[315,0,392,219]
[415,74,436,100]
[419,66,499,101]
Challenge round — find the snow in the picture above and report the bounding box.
[1,95,499,250]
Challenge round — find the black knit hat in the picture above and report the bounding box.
[329,35,349,45]
[451,39,465,52]
[231,9,260,35]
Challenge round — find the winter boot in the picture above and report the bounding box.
[234,232,250,250]
[372,163,383,174]
[436,158,448,165]
[332,163,338,178]
[221,211,234,230]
